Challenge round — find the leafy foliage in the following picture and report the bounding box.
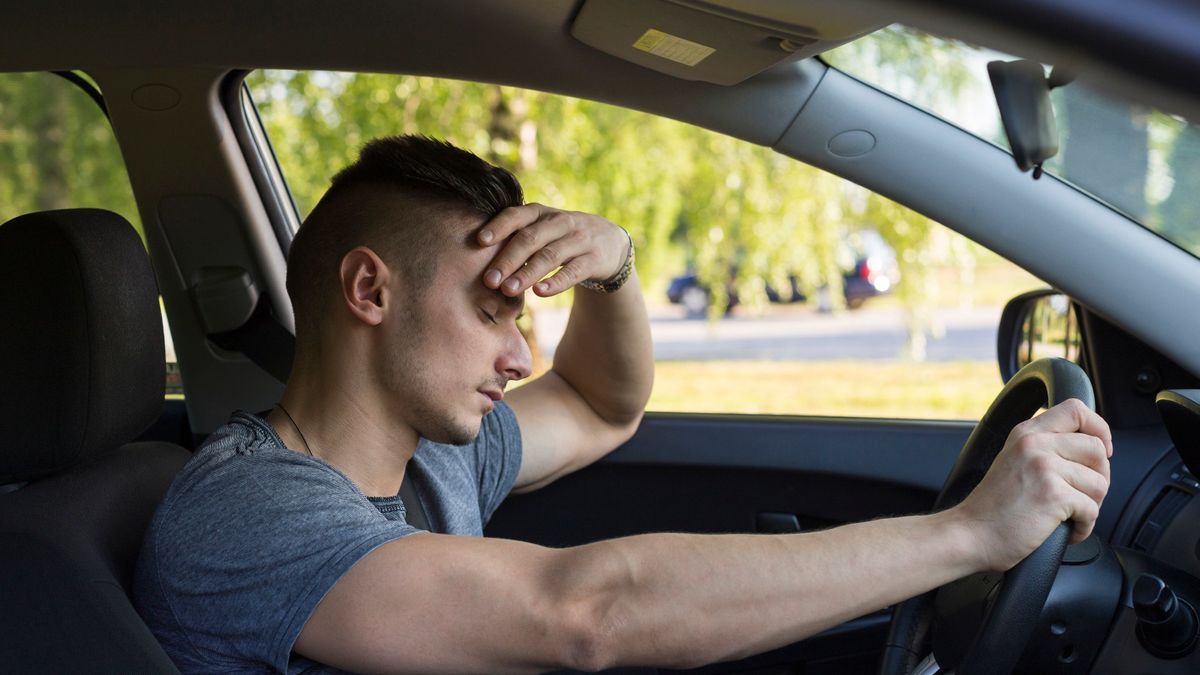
[0,72,140,236]
[247,69,943,347]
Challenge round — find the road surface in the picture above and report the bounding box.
[533,303,1000,362]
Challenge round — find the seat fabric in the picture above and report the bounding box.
[0,209,189,672]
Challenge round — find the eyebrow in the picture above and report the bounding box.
[490,287,526,316]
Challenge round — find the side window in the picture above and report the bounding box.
[248,70,1047,420]
[0,72,182,397]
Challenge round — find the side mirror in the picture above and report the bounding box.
[997,289,1083,383]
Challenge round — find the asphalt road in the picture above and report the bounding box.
[534,303,1001,362]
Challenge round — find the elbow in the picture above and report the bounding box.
[611,409,644,445]
[546,549,633,672]
[560,617,620,673]
[588,389,646,438]
[551,578,628,672]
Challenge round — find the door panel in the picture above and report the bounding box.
[487,413,974,674]
[488,413,972,544]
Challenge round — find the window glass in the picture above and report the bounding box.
[0,72,182,397]
[248,70,1048,420]
[824,26,1200,259]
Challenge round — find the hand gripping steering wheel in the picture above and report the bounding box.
[878,357,1095,675]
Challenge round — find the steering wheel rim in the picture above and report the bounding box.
[878,357,1095,675]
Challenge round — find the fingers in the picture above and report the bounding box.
[477,205,626,298]
[1026,444,1107,545]
[1063,484,1100,544]
[1053,455,1109,506]
[536,257,593,296]
[1046,432,1111,486]
[1024,399,1114,457]
[481,207,580,295]
[477,203,549,246]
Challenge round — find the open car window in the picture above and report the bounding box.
[246,69,1052,421]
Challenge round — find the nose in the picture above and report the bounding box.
[496,325,533,382]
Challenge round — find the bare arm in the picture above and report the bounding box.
[476,205,653,492]
[295,510,977,673]
[295,400,1113,672]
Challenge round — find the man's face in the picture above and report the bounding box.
[379,233,532,445]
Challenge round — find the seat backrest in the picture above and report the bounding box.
[0,209,189,672]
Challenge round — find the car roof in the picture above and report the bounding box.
[4,0,1200,122]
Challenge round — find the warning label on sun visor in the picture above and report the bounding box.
[632,29,715,67]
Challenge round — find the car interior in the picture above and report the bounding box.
[3,1,1200,673]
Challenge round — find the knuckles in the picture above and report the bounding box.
[547,211,575,229]
[1011,418,1036,439]
[1064,398,1089,415]
[1040,473,1066,504]
[1026,450,1055,477]
[513,227,540,247]
[534,245,560,266]
[556,263,579,284]
[1010,431,1041,460]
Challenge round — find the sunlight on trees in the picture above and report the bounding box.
[246,65,972,355]
[4,27,1196,374]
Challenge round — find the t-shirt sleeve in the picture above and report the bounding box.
[141,450,417,672]
[474,399,523,522]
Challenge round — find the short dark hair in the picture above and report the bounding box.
[286,135,523,337]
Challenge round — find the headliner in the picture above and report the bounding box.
[4,0,1200,122]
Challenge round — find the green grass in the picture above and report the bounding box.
[648,360,1004,420]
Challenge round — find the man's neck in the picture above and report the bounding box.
[266,360,418,497]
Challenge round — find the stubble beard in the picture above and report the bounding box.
[382,308,482,447]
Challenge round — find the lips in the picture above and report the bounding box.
[479,389,504,402]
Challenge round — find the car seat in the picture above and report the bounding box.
[0,209,190,672]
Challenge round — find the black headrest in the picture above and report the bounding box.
[0,209,164,482]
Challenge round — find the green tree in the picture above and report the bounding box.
[248,63,970,345]
[0,72,140,235]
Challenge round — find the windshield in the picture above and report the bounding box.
[824,26,1200,259]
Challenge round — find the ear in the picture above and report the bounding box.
[338,246,393,327]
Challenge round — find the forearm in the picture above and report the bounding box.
[551,268,653,426]
[553,509,980,670]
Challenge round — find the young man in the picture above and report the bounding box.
[135,135,1113,673]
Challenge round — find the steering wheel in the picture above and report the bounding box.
[878,357,1095,675]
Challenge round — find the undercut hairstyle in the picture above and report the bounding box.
[286,135,524,338]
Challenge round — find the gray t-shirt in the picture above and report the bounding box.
[134,402,523,673]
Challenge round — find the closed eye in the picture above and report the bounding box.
[479,308,498,325]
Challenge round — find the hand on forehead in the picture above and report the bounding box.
[476,204,628,298]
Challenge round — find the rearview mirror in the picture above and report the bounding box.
[988,59,1061,177]
[997,290,1083,383]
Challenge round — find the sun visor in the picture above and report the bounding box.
[571,0,887,85]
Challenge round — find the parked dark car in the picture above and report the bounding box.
[667,230,900,316]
